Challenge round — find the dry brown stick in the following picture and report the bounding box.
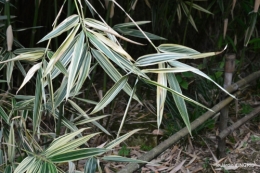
[118,70,260,173]
[218,105,260,140]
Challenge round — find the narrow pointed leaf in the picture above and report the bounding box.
[66,31,85,99]
[90,76,128,114]
[75,115,110,125]
[0,51,44,64]
[49,148,108,163]
[84,157,97,173]
[44,25,80,77]
[167,72,191,134]
[33,69,42,134]
[142,78,213,111]
[105,129,142,149]
[38,14,79,43]
[8,122,15,163]
[0,106,9,124]
[17,62,42,94]
[14,157,36,173]
[158,44,200,55]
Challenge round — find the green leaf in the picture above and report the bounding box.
[90,76,128,114]
[0,106,9,124]
[91,49,141,104]
[84,157,97,173]
[156,63,167,128]
[44,24,80,77]
[105,129,142,149]
[142,78,213,111]
[48,148,108,163]
[8,122,15,163]
[14,157,36,173]
[38,14,79,43]
[167,72,191,134]
[168,61,235,98]
[16,62,42,94]
[4,165,12,173]
[75,115,111,125]
[66,31,85,99]
[116,28,166,40]
[33,69,42,135]
[158,44,200,55]
[114,21,151,28]
[67,100,111,135]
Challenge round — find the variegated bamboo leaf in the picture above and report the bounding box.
[167,72,191,134]
[91,49,141,104]
[0,106,9,124]
[8,122,15,163]
[105,129,142,149]
[0,51,44,64]
[158,44,200,55]
[102,155,148,163]
[84,157,97,173]
[67,99,111,135]
[17,62,42,94]
[33,69,42,135]
[75,115,110,125]
[66,31,85,99]
[168,61,235,98]
[44,25,80,77]
[90,75,128,114]
[38,14,79,43]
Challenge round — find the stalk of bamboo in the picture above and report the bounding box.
[217,54,236,158]
[118,70,260,173]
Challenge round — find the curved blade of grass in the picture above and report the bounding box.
[156,63,167,128]
[91,49,141,104]
[74,97,97,105]
[66,31,85,100]
[0,106,9,124]
[84,157,97,173]
[7,122,15,163]
[105,129,142,149]
[102,155,148,163]
[49,148,108,163]
[33,69,42,135]
[167,72,191,134]
[16,62,42,94]
[38,14,79,43]
[168,61,235,99]
[158,44,200,55]
[44,24,80,77]
[90,75,128,114]
[67,99,111,135]
[142,78,213,112]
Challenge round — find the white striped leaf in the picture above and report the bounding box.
[91,49,141,104]
[7,122,15,163]
[90,75,128,114]
[102,155,148,163]
[167,72,191,134]
[105,129,142,149]
[168,61,235,98]
[156,63,167,129]
[16,62,42,94]
[142,78,213,111]
[33,69,42,135]
[38,14,79,43]
[0,51,44,64]
[66,31,85,99]
[14,157,36,173]
[67,99,111,135]
[0,106,9,124]
[43,25,80,77]
[158,44,200,55]
[75,115,110,125]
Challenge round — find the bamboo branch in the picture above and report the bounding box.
[118,70,260,173]
[218,105,260,140]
